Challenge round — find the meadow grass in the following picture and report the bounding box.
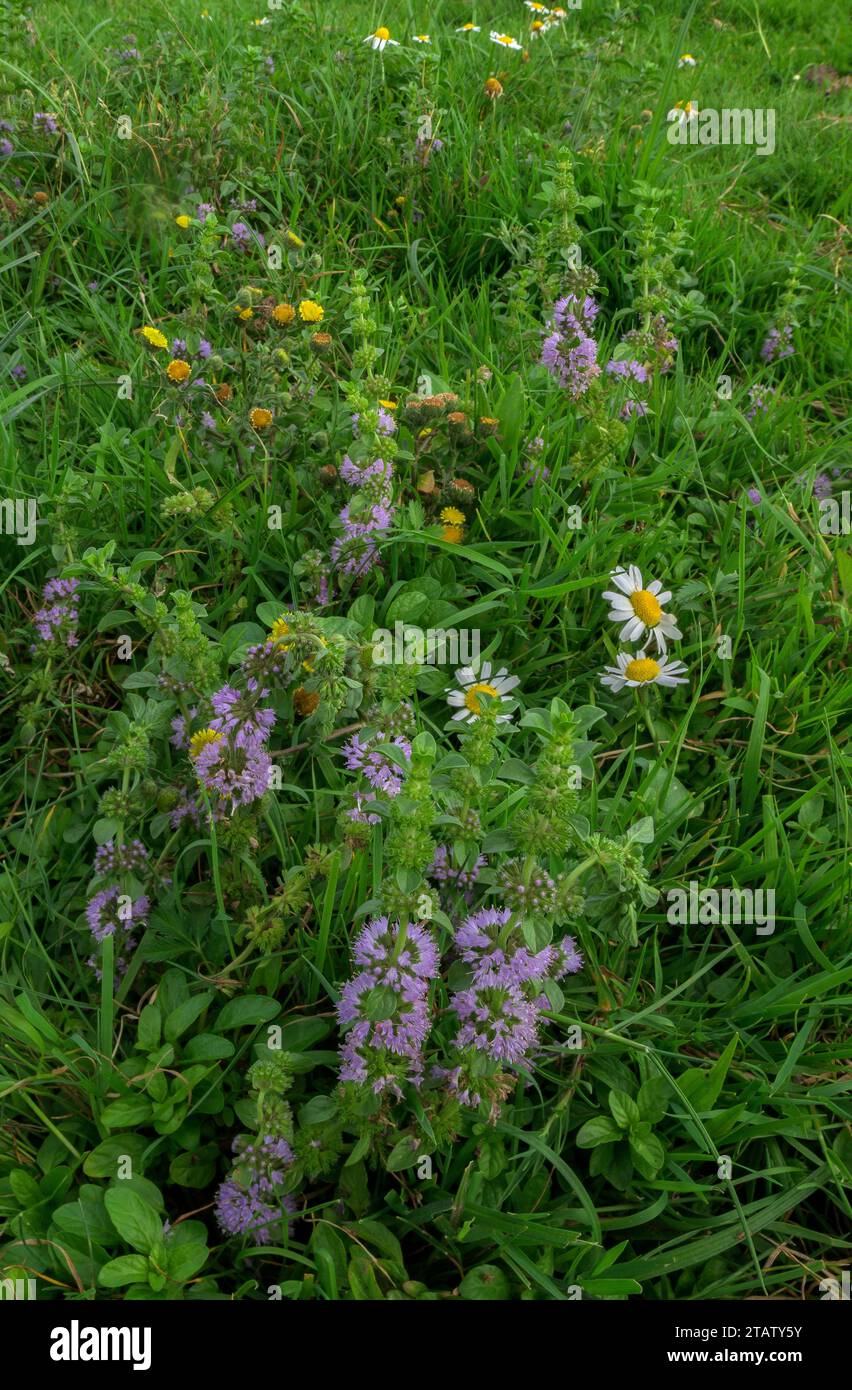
[0,0,849,1302]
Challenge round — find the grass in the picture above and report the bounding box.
[0,0,849,1303]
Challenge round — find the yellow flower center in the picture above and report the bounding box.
[630,590,663,626]
[464,681,499,714]
[625,657,660,684]
[440,506,465,526]
[189,728,223,758]
[375,27,390,40]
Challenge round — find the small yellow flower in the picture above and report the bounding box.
[268,616,293,647]
[141,326,168,349]
[286,230,304,247]
[250,407,273,428]
[272,302,296,325]
[166,358,191,383]
[175,214,191,228]
[379,399,397,410]
[299,299,324,323]
[236,306,253,320]
[484,77,504,99]
[189,728,223,759]
[440,506,466,527]
[442,524,465,544]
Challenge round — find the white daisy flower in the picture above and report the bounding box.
[600,651,689,694]
[678,53,697,67]
[456,23,481,32]
[490,31,523,50]
[602,565,682,655]
[412,34,431,43]
[446,662,520,724]
[363,26,399,51]
[525,2,551,12]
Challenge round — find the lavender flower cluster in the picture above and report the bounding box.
[32,578,79,650]
[540,293,601,399]
[215,1134,295,1244]
[85,840,151,983]
[336,903,582,1109]
[444,906,582,1104]
[174,677,276,821]
[331,450,396,580]
[337,917,439,1096]
[761,324,794,363]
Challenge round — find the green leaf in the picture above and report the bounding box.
[182,1033,235,1062]
[609,1089,642,1130]
[576,1116,622,1148]
[629,1124,666,1179]
[276,1017,331,1051]
[459,1264,510,1300]
[678,1034,739,1111]
[103,1187,162,1254]
[101,1096,154,1128]
[386,1135,423,1172]
[98,1254,150,1288]
[637,1077,671,1124]
[212,996,280,1032]
[165,1241,209,1282]
[137,1004,161,1051]
[84,1134,149,1178]
[362,984,398,1022]
[347,1256,384,1300]
[164,992,214,1042]
[298,1095,338,1126]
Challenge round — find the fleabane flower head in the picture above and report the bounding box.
[600,650,689,694]
[602,565,682,655]
[490,31,522,49]
[363,26,399,50]
[412,34,431,44]
[456,23,480,32]
[678,53,697,67]
[446,661,520,724]
[141,325,168,349]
